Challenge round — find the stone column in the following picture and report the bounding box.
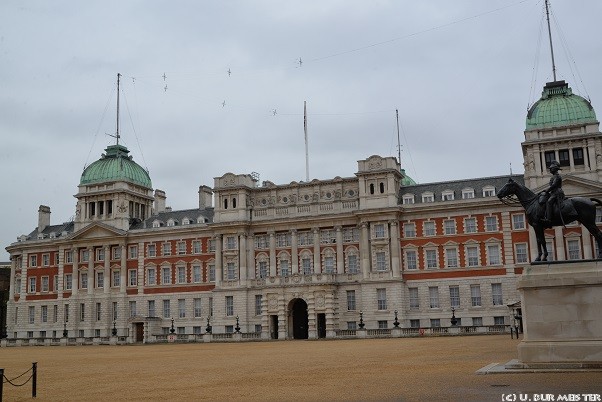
[120,246,127,293]
[72,249,79,296]
[137,243,144,294]
[336,226,344,274]
[390,221,401,278]
[360,223,370,279]
[9,256,16,300]
[247,233,255,279]
[215,235,223,286]
[20,252,28,296]
[291,230,299,274]
[88,248,94,295]
[239,232,247,282]
[313,228,321,274]
[554,227,565,260]
[269,231,277,277]
[57,248,64,299]
[104,246,110,294]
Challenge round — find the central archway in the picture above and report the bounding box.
[290,298,308,339]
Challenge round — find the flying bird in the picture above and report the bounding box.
[222,101,226,107]
[227,68,231,77]
[162,73,167,81]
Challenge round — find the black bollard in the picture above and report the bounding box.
[1,367,4,402]
[32,362,37,398]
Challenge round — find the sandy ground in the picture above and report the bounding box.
[1,335,601,401]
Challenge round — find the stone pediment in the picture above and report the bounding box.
[68,222,126,241]
[532,175,602,197]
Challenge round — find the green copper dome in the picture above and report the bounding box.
[526,81,597,130]
[401,169,417,186]
[80,144,152,188]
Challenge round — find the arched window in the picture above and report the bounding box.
[232,197,237,208]
[224,198,228,209]
[379,182,385,193]
[369,183,375,195]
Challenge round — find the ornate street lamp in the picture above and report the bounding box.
[235,315,241,333]
[450,307,458,326]
[112,321,117,336]
[62,321,68,338]
[205,316,212,334]
[358,310,365,329]
[170,317,176,334]
[393,310,400,328]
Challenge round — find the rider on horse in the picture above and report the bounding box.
[541,160,564,225]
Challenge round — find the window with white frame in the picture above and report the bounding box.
[112,270,120,287]
[515,243,528,263]
[147,244,156,257]
[129,245,138,259]
[346,290,356,311]
[162,267,171,285]
[492,283,503,305]
[297,231,312,246]
[194,298,202,317]
[464,217,477,233]
[445,248,458,268]
[147,268,156,285]
[192,241,201,254]
[96,248,104,262]
[494,316,505,325]
[208,239,216,252]
[320,229,336,244]
[162,242,171,256]
[404,223,416,238]
[441,190,454,201]
[462,188,474,199]
[258,260,268,279]
[177,241,186,255]
[192,265,202,283]
[41,276,49,292]
[375,251,387,271]
[129,301,137,318]
[279,258,291,276]
[347,253,359,274]
[226,236,237,250]
[255,295,262,316]
[322,256,334,274]
[79,303,85,321]
[347,321,357,330]
[209,264,215,282]
[487,244,501,265]
[301,257,312,275]
[112,247,121,260]
[409,287,419,309]
[42,254,50,266]
[276,233,291,247]
[545,241,555,261]
[466,245,479,267]
[449,286,460,308]
[225,296,234,316]
[423,221,435,236]
[65,250,73,263]
[177,266,187,284]
[374,224,386,239]
[428,287,440,308]
[178,299,186,318]
[80,272,88,289]
[376,288,387,310]
[96,271,104,288]
[41,305,48,323]
[425,249,438,269]
[482,186,496,197]
[162,300,170,318]
[28,306,35,323]
[470,284,482,306]
[405,250,417,270]
[128,269,137,286]
[81,250,90,262]
[378,320,388,329]
[422,192,434,203]
[148,300,155,317]
[512,214,526,230]
[444,219,456,235]
[166,219,176,227]
[64,274,72,290]
[30,255,38,267]
[53,275,58,292]
[402,194,415,204]
[485,216,498,232]
[472,317,483,326]
[343,227,359,243]
[567,239,581,260]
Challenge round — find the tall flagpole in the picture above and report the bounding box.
[544,0,557,81]
[396,109,402,172]
[304,101,309,181]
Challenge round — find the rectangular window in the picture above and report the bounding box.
[80,272,88,289]
[41,276,49,292]
[147,268,156,286]
[410,319,420,328]
[405,250,417,270]
[96,302,102,321]
[573,147,584,166]
[30,255,38,267]
[96,248,105,262]
[322,257,334,274]
[409,287,419,309]
[494,316,505,325]
[472,317,483,326]
[378,320,388,329]
[128,269,137,286]
[80,303,85,322]
[404,223,416,238]
[163,300,171,318]
[29,277,37,293]
[346,290,356,311]
[301,259,312,275]
[375,252,387,271]
[255,324,262,333]
[347,321,357,330]
[147,244,156,258]
[515,243,528,263]
[276,233,291,247]
[177,241,186,255]
[430,319,441,328]
[426,249,438,269]
[193,298,202,317]
[487,244,501,265]
[347,254,359,274]
[64,304,70,322]
[53,275,58,292]
[81,250,90,262]
[42,254,50,266]
[162,267,171,285]
[227,262,237,280]
[65,251,73,263]
[225,325,234,334]
[53,304,58,323]
[162,243,171,256]
[28,306,35,324]
[112,247,121,260]
[192,265,202,283]
[226,236,237,250]
[208,239,216,252]
[112,270,120,287]
[470,284,482,307]
[148,300,155,317]
[374,224,386,239]
[429,287,440,308]
[558,149,570,167]
[449,286,460,308]
[192,240,202,254]
[95,271,103,288]
[466,246,479,267]
[444,219,456,235]
[178,299,186,318]
[445,248,458,268]
[225,296,234,316]
[209,264,215,282]
[255,295,262,316]
[193,326,202,335]
[128,245,138,259]
[485,216,498,232]
[423,221,436,236]
[567,239,581,260]
[65,274,72,291]
[41,305,48,323]
[464,217,477,233]
[177,266,187,284]
[492,283,503,306]
[512,214,525,230]
[376,288,387,310]
[129,301,136,317]
[343,228,359,243]
[544,150,556,167]
[258,261,268,279]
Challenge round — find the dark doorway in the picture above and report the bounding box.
[134,323,144,342]
[291,299,308,339]
[317,313,326,339]
[270,315,278,339]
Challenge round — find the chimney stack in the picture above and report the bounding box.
[198,185,213,209]
[154,190,166,214]
[38,205,51,234]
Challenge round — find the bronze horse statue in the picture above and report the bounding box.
[497,178,602,261]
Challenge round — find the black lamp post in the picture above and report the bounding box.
[358,310,365,329]
[170,317,175,334]
[235,315,241,333]
[205,316,212,334]
[450,307,458,326]
[393,310,400,328]
[62,321,68,338]
[112,321,117,336]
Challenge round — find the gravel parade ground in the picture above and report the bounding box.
[1,335,601,401]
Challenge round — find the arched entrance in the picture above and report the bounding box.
[290,298,308,339]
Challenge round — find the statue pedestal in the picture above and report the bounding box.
[515,261,602,369]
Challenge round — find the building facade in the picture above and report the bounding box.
[4,79,601,342]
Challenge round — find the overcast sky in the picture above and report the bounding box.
[1,0,601,261]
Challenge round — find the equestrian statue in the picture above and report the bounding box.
[497,160,602,261]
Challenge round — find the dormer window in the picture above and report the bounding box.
[402,194,415,205]
[442,190,454,201]
[483,186,496,197]
[166,219,177,227]
[182,218,190,225]
[152,220,162,228]
[422,192,434,203]
[462,188,474,199]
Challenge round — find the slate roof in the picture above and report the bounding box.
[25,221,75,241]
[129,207,215,230]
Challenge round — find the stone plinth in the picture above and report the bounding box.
[516,261,602,368]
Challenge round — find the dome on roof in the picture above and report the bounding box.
[80,144,152,188]
[401,169,417,186]
[526,81,597,130]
